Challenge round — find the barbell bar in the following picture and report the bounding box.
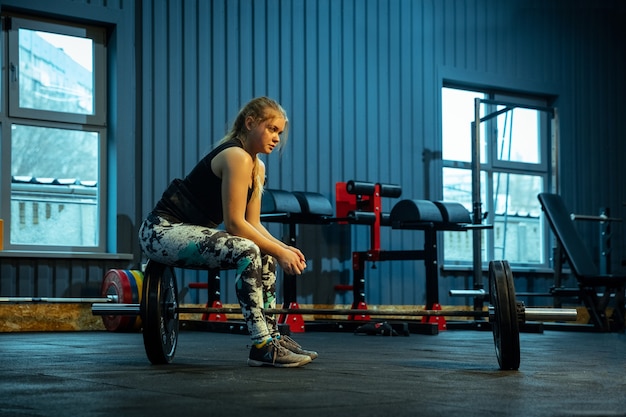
[0,269,144,333]
[449,288,576,299]
[570,213,622,222]
[91,303,578,322]
[90,259,579,370]
[2,296,117,303]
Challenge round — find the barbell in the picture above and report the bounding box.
[1,269,144,332]
[1,296,117,303]
[90,259,579,370]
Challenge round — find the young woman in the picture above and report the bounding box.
[139,97,317,367]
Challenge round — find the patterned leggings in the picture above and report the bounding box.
[138,212,278,343]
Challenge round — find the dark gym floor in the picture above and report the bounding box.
[1,324,625,417]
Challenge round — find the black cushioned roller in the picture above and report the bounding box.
[390,199,443,226]
[292,191,334,216]
[348,211,377,224]
[379,184,402,198]
[433,201,471,224]
[346,180,402,198]
[346,180,376,196]
[261,189,302,214]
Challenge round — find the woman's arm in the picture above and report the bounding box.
[245,162,307,266]
[214,148,306,274]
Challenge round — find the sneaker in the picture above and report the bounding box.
[248,339,312,368]
[278,335,318,360]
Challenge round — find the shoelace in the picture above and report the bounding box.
[281,335,301,348]
[268,339,281,364]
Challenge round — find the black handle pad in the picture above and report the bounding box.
[346,180,376,195]
[379,184,402,198]
[346,181,402,197]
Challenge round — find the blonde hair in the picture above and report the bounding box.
[219,97,289,199]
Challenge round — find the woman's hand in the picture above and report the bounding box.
[277,247,307,275]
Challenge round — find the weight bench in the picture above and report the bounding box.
[306,180,454,311]
[260,188,334,309]
[388,199,487,310]
[538,192,626,331]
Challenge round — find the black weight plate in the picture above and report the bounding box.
[489,260,520,370]
[141,261,179,364]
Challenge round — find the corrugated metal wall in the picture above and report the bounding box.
[1,0,625,309]
[0,256,135,297]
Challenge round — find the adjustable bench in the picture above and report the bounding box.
[538,192,626,331]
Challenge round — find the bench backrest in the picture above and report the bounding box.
[538,193,598,277]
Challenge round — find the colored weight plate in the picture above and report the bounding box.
[141,261,179,364]
[101,269,143,332]
[101,269,134,332]
[126,269,144,331]
[489,260,521,370]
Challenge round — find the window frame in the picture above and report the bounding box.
[441,85,555,269]
[7,15,106,125]
[0,13,108,253]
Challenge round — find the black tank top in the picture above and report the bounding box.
[153,140,252,226]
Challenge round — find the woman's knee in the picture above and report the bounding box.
[231,237,261,260]
[138,218,159,257]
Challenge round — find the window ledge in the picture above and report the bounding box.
[0,250,134,260]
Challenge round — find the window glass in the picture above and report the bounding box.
[442,167,488,262]
[442,167,486,211]
[492,173,543,263]
[18,28,94,115]
[441,88,487,163]
[495,106,540,164]
[10,125,99,246]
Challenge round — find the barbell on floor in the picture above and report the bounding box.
[1,296,117,303]
[92,303,578,322]
[90,259,579,370]
[1,269,145,333]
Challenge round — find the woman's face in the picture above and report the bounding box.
[245,112,286,155]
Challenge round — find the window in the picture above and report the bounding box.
[441,86,553,267]
[1,14,107,251]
